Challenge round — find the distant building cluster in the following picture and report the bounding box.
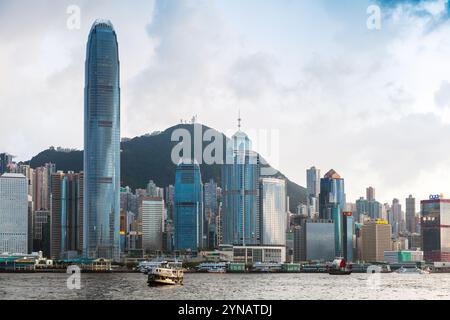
[1,20,449,267]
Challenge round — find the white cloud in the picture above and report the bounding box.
[2,0,450,206]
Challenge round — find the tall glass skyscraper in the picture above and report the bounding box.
[174,161,204,251]
[319,169,346,256]
[260,178,286,246]
[222,128,260,246]
[83,20,121,261]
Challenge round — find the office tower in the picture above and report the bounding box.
[27,195,33,252]
[259,178,287,247]
[342,212,353,262]
[361,220,392,262]
[390,198,403,237]
[356,197,367,223]
[0,173,28,254]
[356,196,381,223]
[141,197,164,252]
[406,195,416,234]
[421,197,450,262]
[0,153,13,175]
[165,185,175,220]
[204,179,218,214]
[174,161,204,251]
[120,186,138,215]
[50,172,83,259]
[366,186,375,201]
[146,180,164,198]
[306,166,320,198]
[83,20,121,261]
[319,169,346,256]
[294,220,335,262]
[33,210,51,257]
[222,123,260,246]
[204,179,218,249]
[306,166,320,217]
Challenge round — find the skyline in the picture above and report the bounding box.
[3,0,450,205]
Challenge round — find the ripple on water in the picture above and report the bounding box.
[1,273,450,300]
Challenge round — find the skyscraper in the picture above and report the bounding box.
[141,197,164,252]
[0,173,28,254]
[0,153,13,175]
[222,124,260,246]
[390,198,403,237]
[259,178,287,247]
[83,20,121,261]
[306,166,320,198]
[421,197,450,262]
[366,186,375,202]
[50,172,83,259]
[146,180,164,198]
[342,212,353,262]
[319,169,346,256]
[306,166,320,217]
[406,195,416,234]
[174,161,204,251]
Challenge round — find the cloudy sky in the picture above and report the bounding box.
[1,0,450,206]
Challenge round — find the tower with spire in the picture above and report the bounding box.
[222,111,260,246]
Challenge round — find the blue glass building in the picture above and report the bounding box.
[319,169,346,257]
[83,20,121,261]
[174,161,204,251]
[222,130,260,246]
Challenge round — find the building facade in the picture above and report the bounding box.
[222,129,260,246]
[361,220,392,262]
[0,153,13,175]
[174,161,204,251]
[141,197,164,252]
[83,20,121,261]
[50,172,83,259]
[0,174,28,254]
[406,195,416,234]
[421,198,450,262]
[319,169,346,256]
[259,178,287,247]
[342,212,353,262]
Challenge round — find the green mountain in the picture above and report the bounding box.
[28,123,307,211]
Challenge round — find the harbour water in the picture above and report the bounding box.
[1,273,450,300]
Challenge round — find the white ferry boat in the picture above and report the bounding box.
[147,262,184,286]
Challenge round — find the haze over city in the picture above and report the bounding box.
[2,0,450,204]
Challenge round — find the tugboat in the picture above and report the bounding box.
[147,262,184,286]
[328,258,352,275]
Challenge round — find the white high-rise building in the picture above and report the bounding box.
[141,197,165,252]
[260,178,287,247]
[0,173,28,254]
